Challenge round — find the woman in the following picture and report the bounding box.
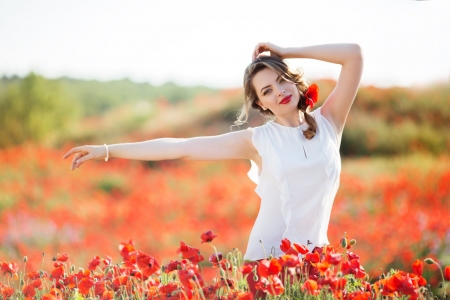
[63,43,363,296]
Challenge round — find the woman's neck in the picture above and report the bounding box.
[274,111,305,127]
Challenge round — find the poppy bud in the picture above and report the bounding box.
[340,238,348,249]
[253,275,258,282]
[20,279,24,287]
[424,258,435,265]
[59,280,64,286]
[23,256,28,263]
[70,265,75,273]
[381,273,386,279]
[349,239,356,246]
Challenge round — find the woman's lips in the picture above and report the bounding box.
[280,95,292,104]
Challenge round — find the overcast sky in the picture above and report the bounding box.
[1,0,449,88]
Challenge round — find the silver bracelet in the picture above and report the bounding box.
[104,144,109,162]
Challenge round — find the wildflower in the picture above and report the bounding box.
[209,252,223,264]
[305,83,319,109]
[278,254,301,268]
[341,258,366,279]
[200,230,217,243]
[257,258,282,278]
[119,240,136,261]
[445,266,450,281]
[22,283,36,297]
[302,279,319,296]
[54,253,69,262]
[1,261,19,279]
[164,260,182,273]
[88,256,101,271]
[412,259,423,276]
[176,241,204,264]
[78,277,94,295]
[241,263,254,275]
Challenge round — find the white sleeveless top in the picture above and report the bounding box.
[244,106,342,261]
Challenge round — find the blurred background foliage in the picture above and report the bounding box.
[1,73,449,157]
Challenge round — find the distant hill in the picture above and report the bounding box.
[1,74,449,156]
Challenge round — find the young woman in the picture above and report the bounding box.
[63,43,363,296]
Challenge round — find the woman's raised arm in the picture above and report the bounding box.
[253,43,364,134]
[63,129,257,170]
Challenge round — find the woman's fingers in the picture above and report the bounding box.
[252,43,272,60]
[71,152,83,170]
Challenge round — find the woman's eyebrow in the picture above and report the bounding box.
[260,75,280,93]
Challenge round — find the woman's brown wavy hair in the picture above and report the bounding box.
[236,56,317,139]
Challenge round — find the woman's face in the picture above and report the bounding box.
[252,68,300,118]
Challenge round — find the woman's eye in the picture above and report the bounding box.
[263,89,271,96]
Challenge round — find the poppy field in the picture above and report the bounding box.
[1,145,450,299]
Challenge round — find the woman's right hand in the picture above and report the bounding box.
[63,145,107,170]
[252,42,286,61]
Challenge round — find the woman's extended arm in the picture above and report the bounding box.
[253,43,364,134]
[63,129,257,170]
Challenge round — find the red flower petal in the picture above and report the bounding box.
[444,266,450,281]
[200,230,217,243]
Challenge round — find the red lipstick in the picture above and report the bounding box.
[279,95,292,104]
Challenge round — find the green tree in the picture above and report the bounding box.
[0,73,79,148]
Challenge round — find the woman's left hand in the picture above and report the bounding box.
[252,42,285,61]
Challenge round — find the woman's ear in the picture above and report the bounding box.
[256,100,267,111]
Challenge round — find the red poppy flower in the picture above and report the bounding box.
[293,243,309,255]
[237,292,253,300]
[88,256,101,271]
[78,278,94,296]
[112,275,128,290]
[54,253,69,262]
[324,252,342,265]
[159,282,179,294]
[200,230,217,243]
[51,266,64,281]
[444,266,450,281]
[316,262,331,274]
[302,279,319,295]
[241,263,254,275]
[267,275,284,296]
[1,286,14,298]
[304,83,319,109]
[278,254,301,268]
[41,294,58,300]
[341,259,366,279]
[412,259,423,276]
[258,258,282,278]
[1,262,18,278]
[164,260,182,273]
[132,251,160,278]
[119,240,136,261]
[305,252,320,264]
[202,285,219,297]
[27,271,42,280]
[94,282,105,296]
[280,238,292,253]
[219,278,235,290]
[176,241,204,264]
[209,252,223,264]
[32,278,42,289]
[22,284,36,297]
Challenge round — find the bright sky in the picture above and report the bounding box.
[1,0,449,88]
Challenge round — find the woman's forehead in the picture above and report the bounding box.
[252,68,279,89]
